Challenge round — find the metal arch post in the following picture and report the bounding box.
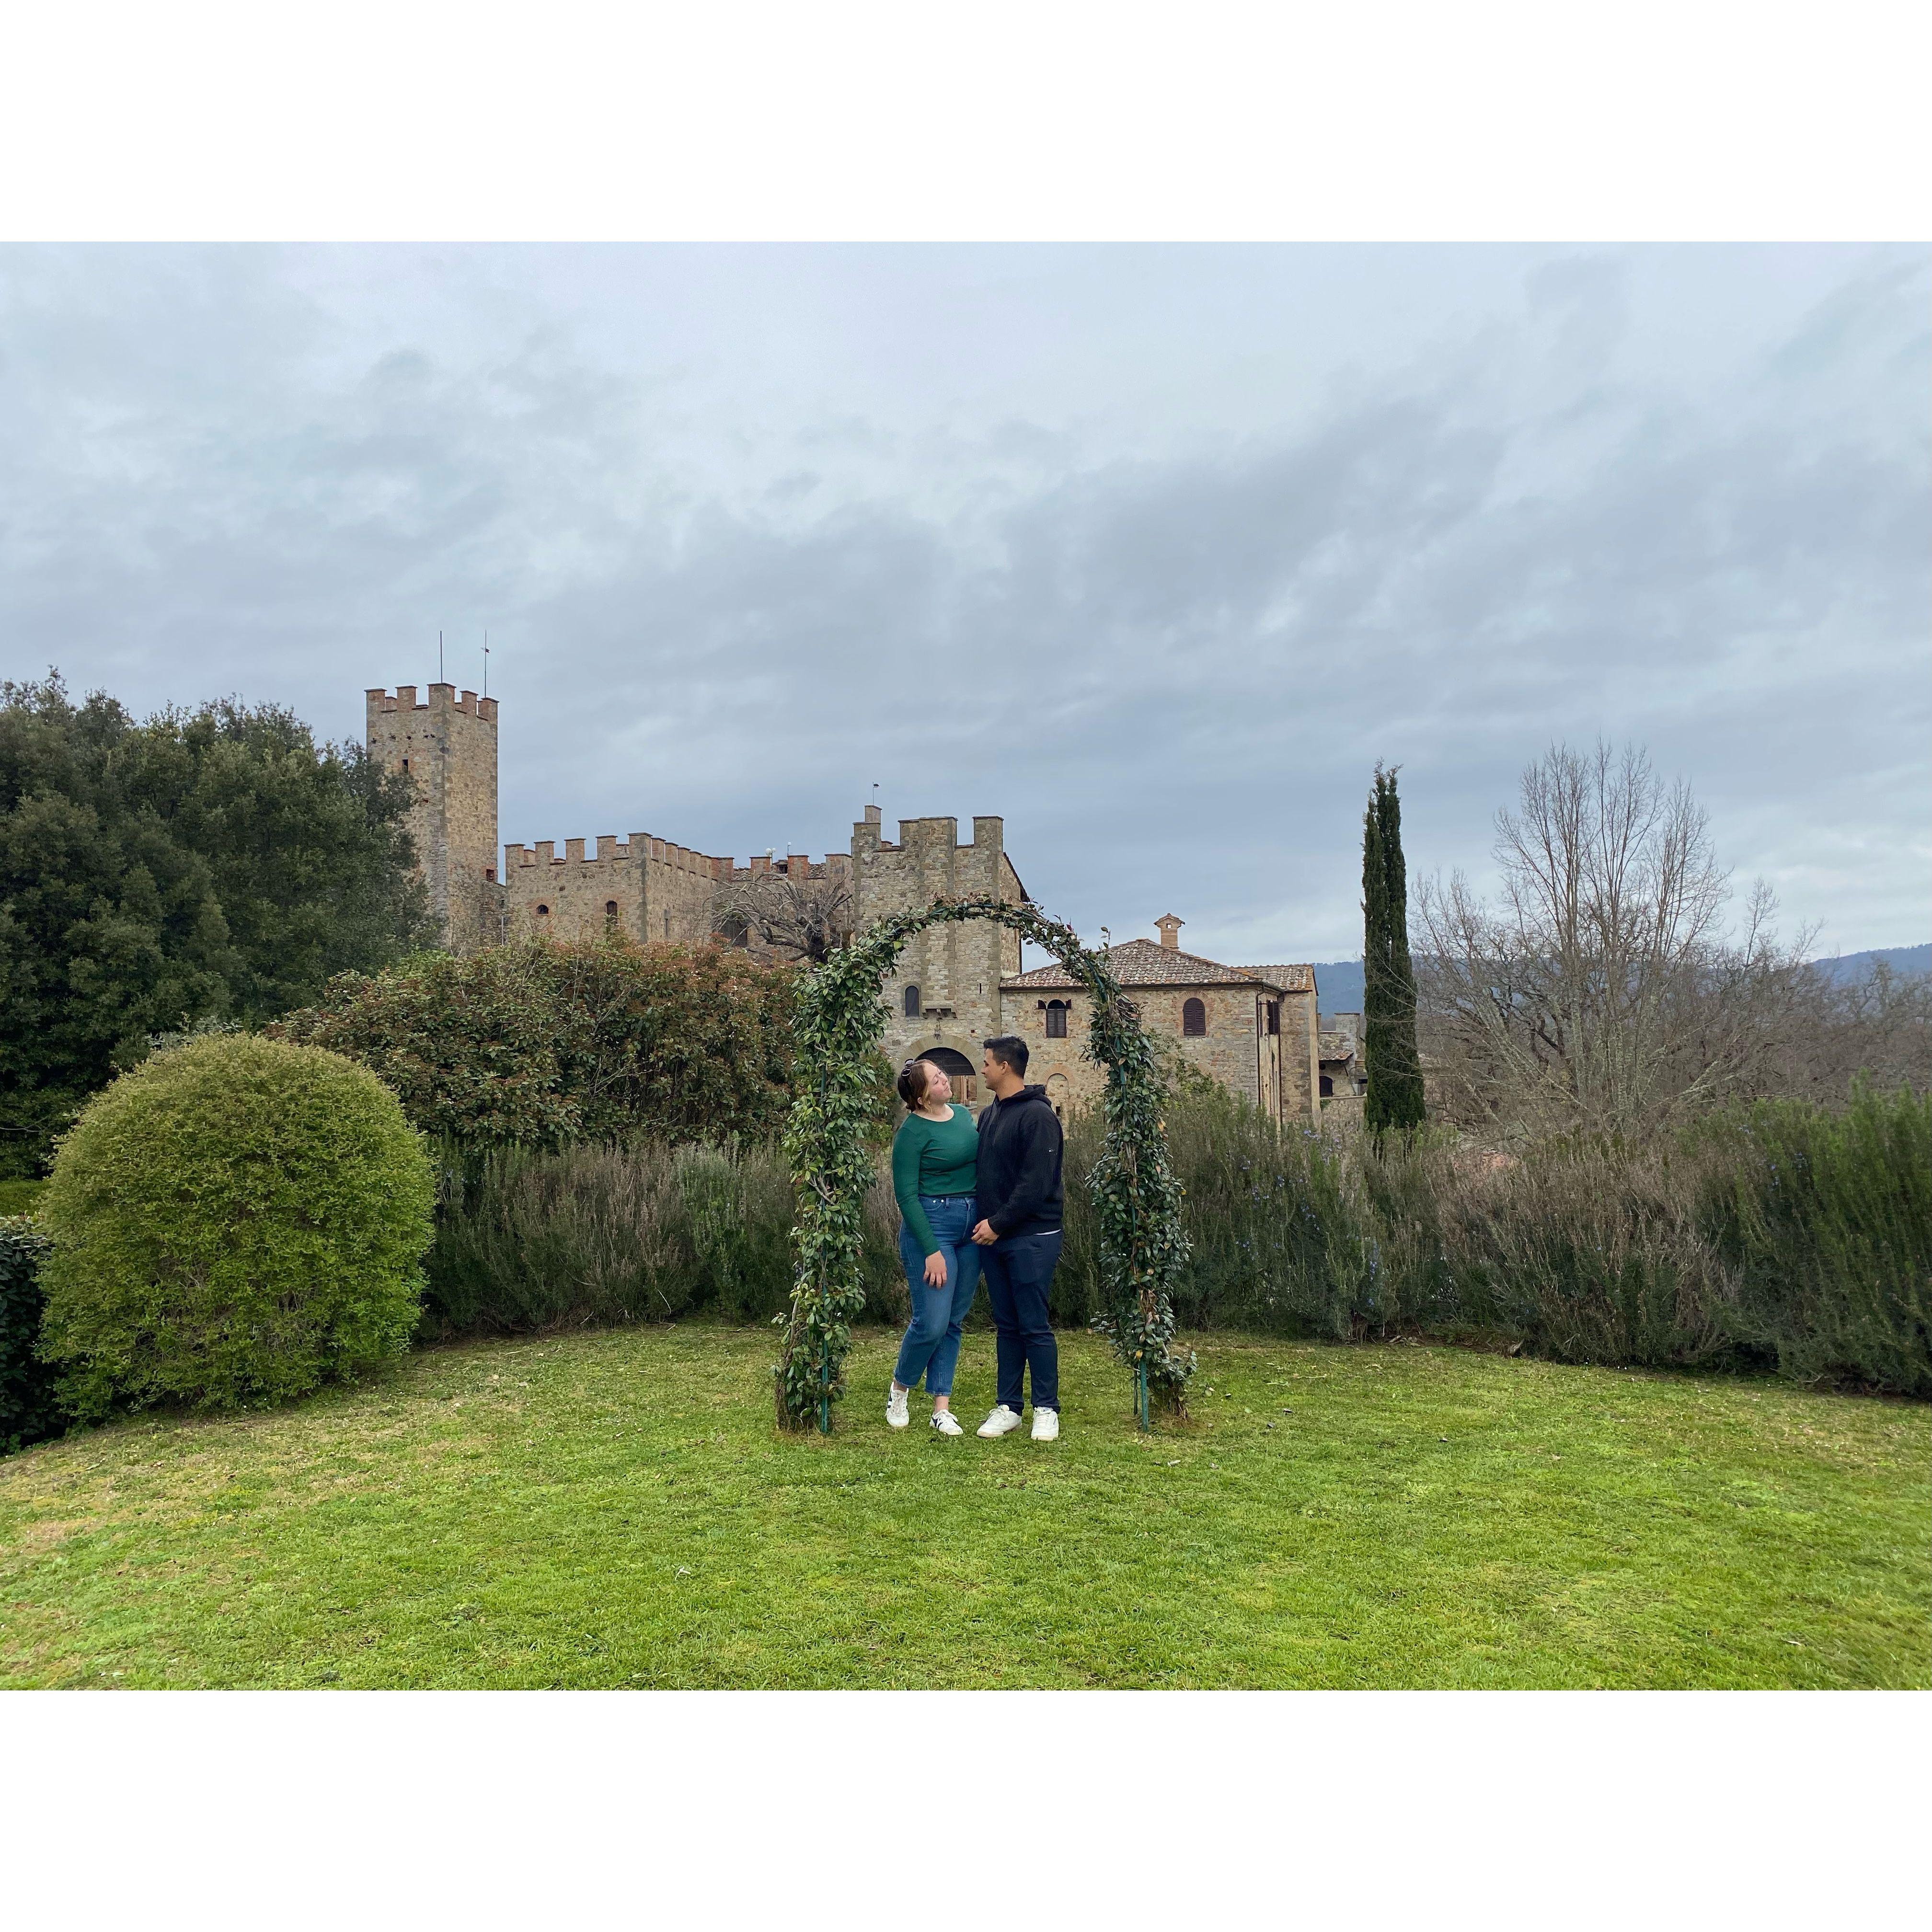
[819,1334,831,1436]
[1137,1357,1149,1432]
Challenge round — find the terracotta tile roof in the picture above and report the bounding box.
[1239,963,1315,993]
[1319,1032,1357,1062]
[1005,937,1276,990]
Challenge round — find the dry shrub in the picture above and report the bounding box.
[425,1138,906,1337]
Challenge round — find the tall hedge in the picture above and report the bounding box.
[274,937,797,1150]
[39,1034,435,1417]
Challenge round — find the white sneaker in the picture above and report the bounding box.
[1031,1408,1060,1442]
[931,1410,964,1436]
[886,1385,909,1429]
[977,1405,1024,1438]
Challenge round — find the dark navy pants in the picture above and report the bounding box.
[978,1228,1061,1414]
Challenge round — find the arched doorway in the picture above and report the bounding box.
[913,1043,979,1105]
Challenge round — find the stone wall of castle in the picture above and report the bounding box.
[499,833,728,947]
[366,685,498,954]
[1281,986,1319,1124]
[859,808,1023,1081]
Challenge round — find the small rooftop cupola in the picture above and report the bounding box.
[1155,914,1184,950]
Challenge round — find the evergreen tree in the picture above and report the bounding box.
[1362,763,1426,1133]
[0,675,432,1175]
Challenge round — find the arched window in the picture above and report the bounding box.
[1045,1000,1069,1039]
[1320,1074,1334,1098]
[903,984,921,1018]
[1182,997,1207,1037]
[604,900,620,928]
[536,903,551,918]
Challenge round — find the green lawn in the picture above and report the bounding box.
[1,1324,1925,1689]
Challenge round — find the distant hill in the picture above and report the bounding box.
[1811,944,1930,985]
[1311,961,1364,1017]
[1311,945,1926,1021]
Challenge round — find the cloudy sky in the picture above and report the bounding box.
[1,243,1925,964]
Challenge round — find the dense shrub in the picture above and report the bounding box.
[1062,1074,1929,1394]
[1061,1074,1368,1337]
[423,1139,904,1337]
[420,1066,1927,1398]
[276,938,798,1150]
[0,1217,61,1453]
[39,1035,435,1417]
[1694,1085,1932,1394]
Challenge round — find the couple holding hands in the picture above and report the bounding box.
[887,1034,1064,1441]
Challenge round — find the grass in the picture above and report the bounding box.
[1,1325,1924,1689]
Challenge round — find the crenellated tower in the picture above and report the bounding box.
[365,683,500,954]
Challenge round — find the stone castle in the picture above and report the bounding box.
[368,681,1322,1125]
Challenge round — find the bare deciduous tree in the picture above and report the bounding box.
[1415,740,1815,1139]
[715,865,854,964]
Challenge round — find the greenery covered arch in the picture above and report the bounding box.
[775,895,1195,1433]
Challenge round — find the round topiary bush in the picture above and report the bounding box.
[40,1034,435,1418]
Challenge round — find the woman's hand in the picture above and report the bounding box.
[922,1250,948,1289]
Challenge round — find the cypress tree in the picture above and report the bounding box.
[1362,764,1426,1134]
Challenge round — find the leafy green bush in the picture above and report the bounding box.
[1,1216,62,1453]
[276,938,798,1150]
[424,1138,904,1338]
[39,1035,434,1417]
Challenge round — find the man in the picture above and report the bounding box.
[969,1035,1064,1442]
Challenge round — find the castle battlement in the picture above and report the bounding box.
[366,682,499,723]
[498,836,855,883]
[502,833,731,879]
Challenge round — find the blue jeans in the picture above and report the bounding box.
[893,1196,982,1397]
[979,1228,1061,1414]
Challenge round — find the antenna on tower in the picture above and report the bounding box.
[483,631,489,699]
[438,630,445,685]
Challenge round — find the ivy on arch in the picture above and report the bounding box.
[774,894,1195,1433]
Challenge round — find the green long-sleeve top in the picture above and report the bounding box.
[890,1105,980,1255]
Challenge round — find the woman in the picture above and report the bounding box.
[886,1056,982,1435]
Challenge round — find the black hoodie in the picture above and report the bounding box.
[974,1083,1065,1240]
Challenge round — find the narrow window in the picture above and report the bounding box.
[904,984,921,1018]
[663,909,671,938]
[1046,1000,1069,1039]
[605,900,620,928]
[536,903,550,918]
[1182,997,1207,1037]
[1267,1000,1280,1035]
[1320,1074,1334,1098]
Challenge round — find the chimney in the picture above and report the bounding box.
[1155,914,1184,950]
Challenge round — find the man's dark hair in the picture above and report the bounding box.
[983,1035,1029,1077]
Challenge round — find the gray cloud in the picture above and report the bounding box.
[2,244,1925,965]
